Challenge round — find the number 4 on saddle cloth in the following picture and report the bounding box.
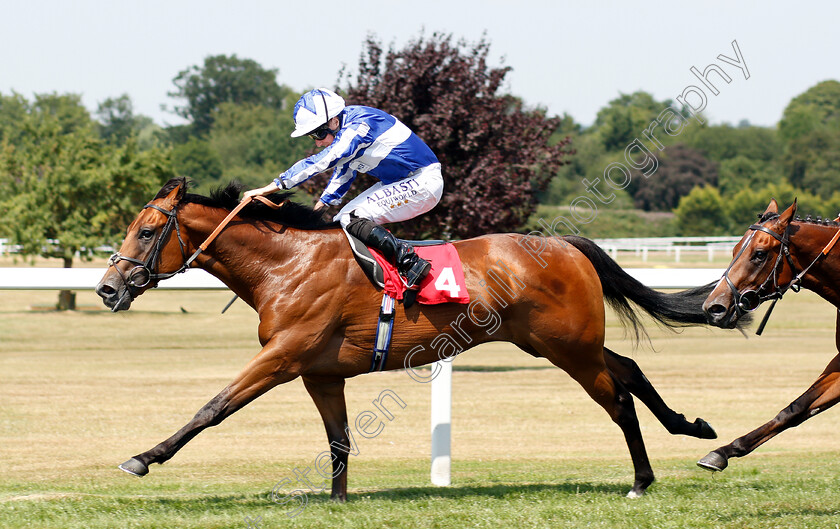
[342,230,471,372]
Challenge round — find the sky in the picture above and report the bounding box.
[1,0,837,129]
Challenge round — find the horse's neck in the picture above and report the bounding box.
[794,222,840,307]
[181,205,344,303]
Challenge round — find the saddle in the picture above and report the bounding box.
[342,230,442,290]
[341,229,470,305]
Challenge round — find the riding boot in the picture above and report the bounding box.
[346,217,431,302]
[365,226,431,290]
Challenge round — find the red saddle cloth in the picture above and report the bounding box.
[369,243,470,305]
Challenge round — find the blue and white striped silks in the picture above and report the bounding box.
[274,106,439,206]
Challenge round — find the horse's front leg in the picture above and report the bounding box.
[698,351,840,472]
[302,376,351,501]
[119,337,300,477]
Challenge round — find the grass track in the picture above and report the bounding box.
[2,283,840,528]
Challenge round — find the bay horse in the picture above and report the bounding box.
[96,177,731,499]
[700,199,840,472]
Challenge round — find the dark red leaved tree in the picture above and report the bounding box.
[301,32,572,239]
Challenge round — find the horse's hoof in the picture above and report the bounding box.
[118,458,149,477]
[626,489,645,499]
[695,418,718,439]
[697,451,728,472]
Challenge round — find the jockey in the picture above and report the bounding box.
[243,88,443,289]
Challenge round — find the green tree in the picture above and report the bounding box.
[168,54,292,136]
[204,100,310,192]
[0,92,29,144]
[673,186,727,236]
[96,94,140,145]
[777,80,840,197]
[725,181,825,232]
[593,91,674,151]
[0,94,173,309]
[784,126,840,197]
[717,155,783,197]
[778,80,840,143]
[681,124,781,164]
[170,138,223,186]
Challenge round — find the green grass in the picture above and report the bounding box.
[3,286,840,528]
[4,458,840,528]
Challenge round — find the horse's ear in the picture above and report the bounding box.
[778,198,797,225]
[763,198,779,216]
[160,180,187,209]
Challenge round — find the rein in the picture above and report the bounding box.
[107,195,283,302]
[724,216,840,334]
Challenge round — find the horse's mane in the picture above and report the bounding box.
[756,210,840,228]
[793,215,840,227]
[155,177,339,230]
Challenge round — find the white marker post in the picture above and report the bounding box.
[430,359,452,486]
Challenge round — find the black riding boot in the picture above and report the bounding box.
[346,218,431,290]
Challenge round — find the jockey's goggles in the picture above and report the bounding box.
[308,124,332,141]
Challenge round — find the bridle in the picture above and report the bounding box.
[107,203,192,293]
[723,217,798,319]
[106,195,282,303]
[723,214,840,333]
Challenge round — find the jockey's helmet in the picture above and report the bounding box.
[290,88,346,138]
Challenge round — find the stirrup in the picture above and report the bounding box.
[402,257,431,289]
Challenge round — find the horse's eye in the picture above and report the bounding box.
[751,249,767,262]
[139,229,154,240]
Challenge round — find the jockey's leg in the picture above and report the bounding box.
[344,216,431,289]
[337,164,443,294]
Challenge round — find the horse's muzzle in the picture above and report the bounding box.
[95,278,133,312]
[702,293,740,329]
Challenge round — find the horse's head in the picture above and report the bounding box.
[703,199,798,328]
[96,179,192,311]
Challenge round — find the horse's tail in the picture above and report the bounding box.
[562,235,743,344]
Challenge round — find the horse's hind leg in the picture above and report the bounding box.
[578,362,654,497]
[539,343,655,497]
[302,376,350,502]
[604,348,716,439]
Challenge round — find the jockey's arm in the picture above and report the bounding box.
[242,182,281,200]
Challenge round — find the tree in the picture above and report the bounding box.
[170,138,223,186]
[204,100,311,192]
[778,80,840,143]
[681,124,781,164]
[0,92,29,144]
[673,186,727,236]
[0,93,174,309]
[335,32,572,239]
[168,54,292,136]
[96,94,138,145]
[725,181,824,231]
[627,144,718,211]
[593,91,671,151]
[717,155,782,197]
[777,81,840,197]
